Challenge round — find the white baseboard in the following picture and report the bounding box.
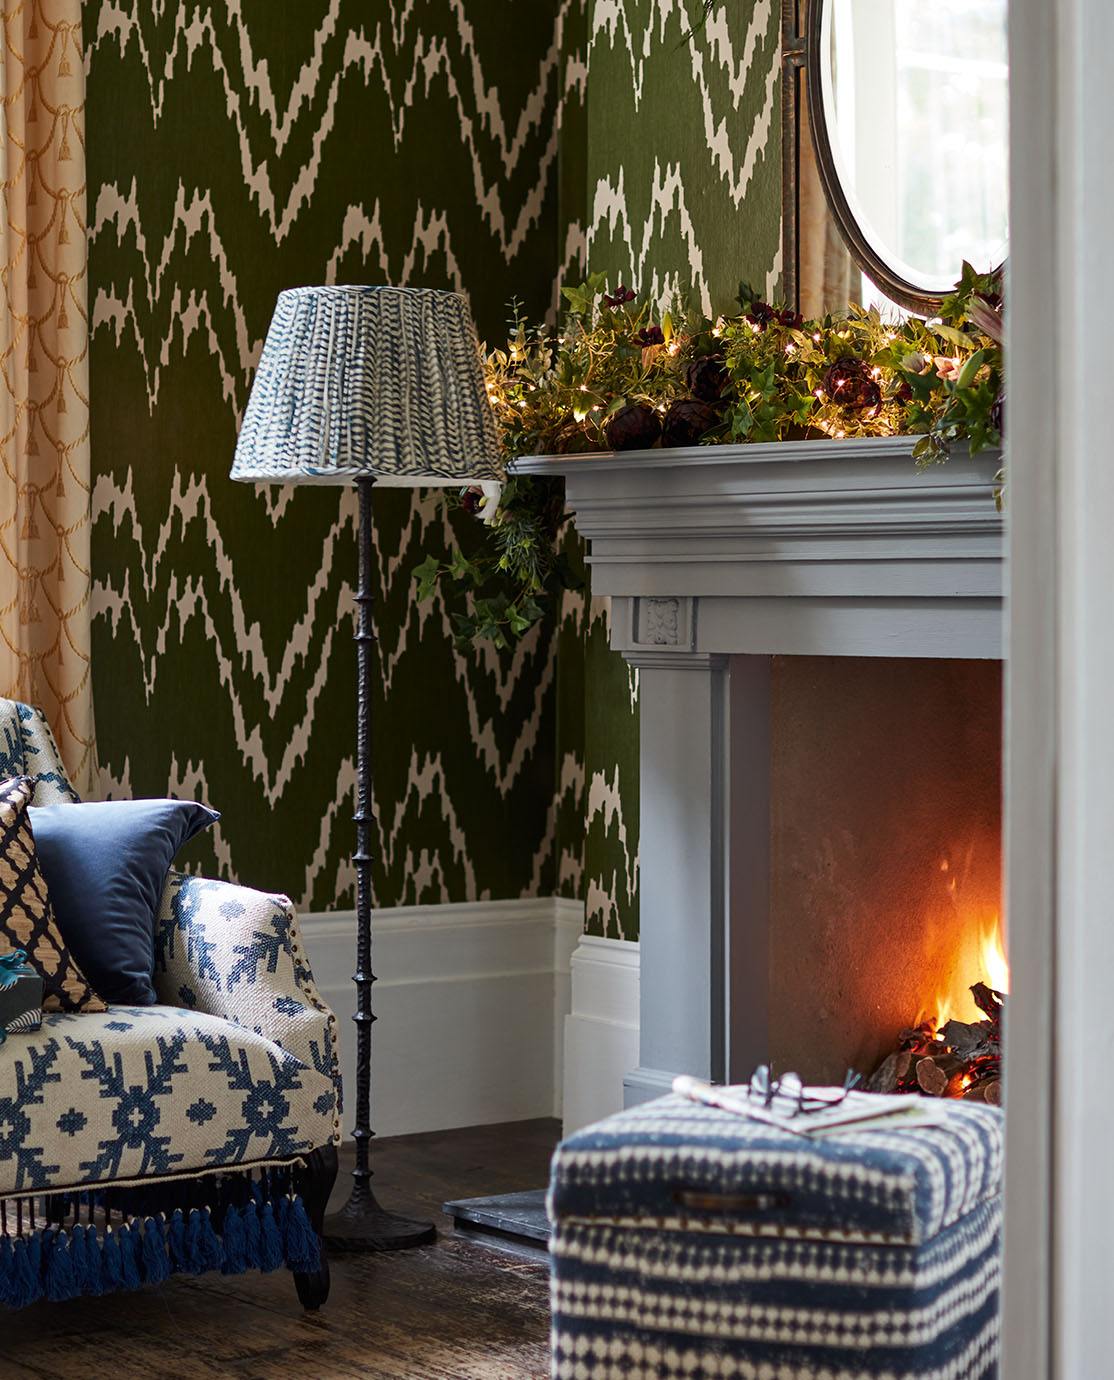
[301,896,585,1138]
[562,933,641,1137]
[552,898,586,1120]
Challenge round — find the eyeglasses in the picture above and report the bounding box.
[746,1064,861,1117]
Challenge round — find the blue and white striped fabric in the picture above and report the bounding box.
[2,1007,41,1036]
[231,285,502,487]
[549,1094,1003,1379]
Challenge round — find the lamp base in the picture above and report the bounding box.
[323,1182,436,1253]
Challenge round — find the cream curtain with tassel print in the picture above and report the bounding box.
[0,0,93,794]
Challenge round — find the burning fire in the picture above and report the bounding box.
[919,854,1008,1028]
[926,914,1008,1030]
[981,918,1009,995]
[869,876,1009,1103]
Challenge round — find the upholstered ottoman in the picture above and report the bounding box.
[548,1094,1003,1380]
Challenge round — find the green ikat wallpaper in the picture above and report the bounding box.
[85,0,586,910]
[575,0,783,938]
[83,0,782,938]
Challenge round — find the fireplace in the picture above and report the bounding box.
[770,654,1004,1087]
[513,436,1005,1108]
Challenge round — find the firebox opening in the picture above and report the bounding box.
[769,655,1004,1087]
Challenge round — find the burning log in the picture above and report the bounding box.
[916,1057,949,1097]
[866,981,1006,1102]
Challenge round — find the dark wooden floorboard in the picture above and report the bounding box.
[0,1120,559,1380]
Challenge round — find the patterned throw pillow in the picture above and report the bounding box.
[0,775,104,1011]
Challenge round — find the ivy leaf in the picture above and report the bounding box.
[912,434,946,465]
[902,370,938,403]
[413,555,442,601]
[932,322,973,351]
[730,400,754,439]
[506,605,535,635]
[561,281,598,316]
[736,281,761,310]
[450,610,479,645]
[448,550,483,585]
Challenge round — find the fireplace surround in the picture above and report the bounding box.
[513,436,1004,1102]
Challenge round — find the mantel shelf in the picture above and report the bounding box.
[510,436,1003,660]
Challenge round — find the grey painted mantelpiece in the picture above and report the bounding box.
[512,437,1004,1101]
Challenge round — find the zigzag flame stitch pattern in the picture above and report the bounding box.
[85,1,581,911]
[586,0,782,315]
[573,0,783,939]
[88,0,587,411]
[583,596,639,938]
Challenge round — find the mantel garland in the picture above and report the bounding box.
[416,266,1003,647]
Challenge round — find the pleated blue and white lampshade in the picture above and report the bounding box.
[231,285,502,486]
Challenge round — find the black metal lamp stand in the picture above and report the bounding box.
[323,475,436,1253]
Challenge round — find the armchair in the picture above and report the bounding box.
[0,701,341,1309]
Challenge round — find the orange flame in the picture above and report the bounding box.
[981,915,1009,995]
[925,912,1008,1030]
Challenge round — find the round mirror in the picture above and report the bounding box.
[806,0,1008,313]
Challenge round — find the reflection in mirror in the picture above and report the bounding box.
[819,0,1008,312]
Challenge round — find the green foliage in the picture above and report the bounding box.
[416,269,1003,646]
[412,477,574,650]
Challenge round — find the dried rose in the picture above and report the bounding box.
[605,402,662,451]
[686,355,728,402]
[821,357,882,411]
[661,399,720,448]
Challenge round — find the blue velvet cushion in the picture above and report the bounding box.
[28,799,219,1006]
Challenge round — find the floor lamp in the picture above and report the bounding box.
[231,285,503,1251]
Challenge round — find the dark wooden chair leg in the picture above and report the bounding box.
[293,1143,339,1310]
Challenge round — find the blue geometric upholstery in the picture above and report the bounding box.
[0,702,79,805]
[0,1006,336,1197]
[0,700,340,1305]
[549,1093,1004,1379]
[155,874,342,1129]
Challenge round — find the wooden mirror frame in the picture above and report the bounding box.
[782,0,1007,315]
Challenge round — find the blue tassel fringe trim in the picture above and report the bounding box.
[0,1184,321,1308]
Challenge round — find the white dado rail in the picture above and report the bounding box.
[512,436,1004,1105]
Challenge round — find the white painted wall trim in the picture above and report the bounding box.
[562,933,641,1136]
[301,896,584,1138]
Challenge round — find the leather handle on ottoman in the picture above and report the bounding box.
[674,1189,792,1215]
